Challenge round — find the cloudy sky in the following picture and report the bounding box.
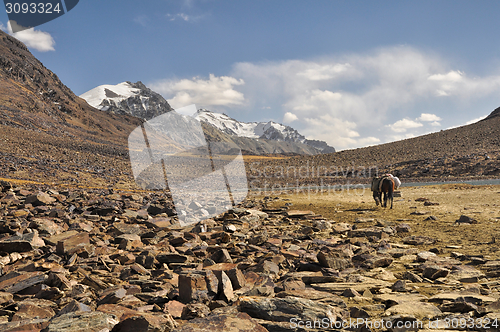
[1,1,500,150]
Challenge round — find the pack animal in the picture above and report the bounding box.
[372,176,395,209]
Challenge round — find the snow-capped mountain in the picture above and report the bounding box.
[81,82,335,154]
[195,109,335,153]
[80,81,173,120]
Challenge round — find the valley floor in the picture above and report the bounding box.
[259,183,500,258]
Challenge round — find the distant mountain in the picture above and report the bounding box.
[80,81,173,120]
[195,109,336,153]
[81,83,336,155]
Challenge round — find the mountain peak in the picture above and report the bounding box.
[195,109,335,153]
[80,81,173,120]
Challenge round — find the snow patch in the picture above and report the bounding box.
[80,82,140,109]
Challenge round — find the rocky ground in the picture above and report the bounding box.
[0,180,500,331]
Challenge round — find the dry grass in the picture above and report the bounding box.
[257,184,500,258]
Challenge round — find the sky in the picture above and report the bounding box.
[1,0,500,151]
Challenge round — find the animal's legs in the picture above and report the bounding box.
[373,191,380,206]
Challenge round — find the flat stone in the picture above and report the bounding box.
[311,279,391,295]
[375,293,428,304]
[0,318,50,331]
[25,192,56,206]
[429,292,497,304]
[348,227,392,239]
[284,271,343,284]
[97,304,144,321]
[57,299,92,317]
[385,301,442,319]
[44,311,119,332]
[0,271,48,293]
[156,253,189,264]
[177,312,268,332]
[110,313,177,332]
[286,210,314,218]
[239,296,347,323]
[422,265,450,280]
[0,230,45,252]
[277,288,342,302]
[56,231,90,255]
[165,300,185,318]
[447,265,485,283]
[11,299,56,321]
[31,218,65,236]
[98,287,127,305]
[403,235,436,245]
[44,230,80,246]
[317,250,352,270]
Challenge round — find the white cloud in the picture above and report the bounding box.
[301,114,379,151]
[289,89,342,111]
[296,63,351,81]
[283,112,298,123]
[166,13,206,22]
[387,133,417,142]
[154,46,500,150]
[465,115,487,125]
[134,15,149,27]
[149,74,245,109]
[302,115,360,150]
[228,46,500,149]
[1,21,55,52]
[418,113,442,122]
[428,70,464,82]
[387,118,423,133]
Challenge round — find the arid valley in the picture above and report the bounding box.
[1,22,500,332]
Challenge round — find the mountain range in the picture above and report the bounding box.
[80,81,335,155]
[0,29,498,188]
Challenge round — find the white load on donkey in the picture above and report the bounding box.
[371,174,401,209]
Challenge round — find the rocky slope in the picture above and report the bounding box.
[0,31,141,141]
[0,30,142,188]
[247,107,500,187]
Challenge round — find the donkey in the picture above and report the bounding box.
[372,176,395,209]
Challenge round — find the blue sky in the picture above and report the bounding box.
[2,0,500,150]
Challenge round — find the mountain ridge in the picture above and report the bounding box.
[248,107,500,183]
[80,82,335,155]
[195,109,336,154]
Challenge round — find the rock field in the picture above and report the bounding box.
[1,180,500,331]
